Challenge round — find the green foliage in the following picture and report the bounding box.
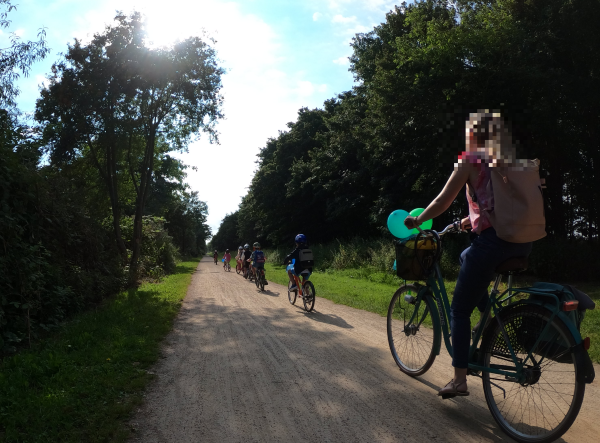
[230,0,600,282]
[0,0,49,108]
[0,259,199,442]
[36,12,223,281]
[210,211,242,251]
[120,216,180,280]
[0,114,124,355]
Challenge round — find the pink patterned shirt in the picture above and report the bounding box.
[457,151,494,234]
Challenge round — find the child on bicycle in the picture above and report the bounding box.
[222,249,231,269]
[403,111,538,399]
[235,246,243,271]
[283,234,313,291]
[242,244,252,277]
[213,250,218,264]
[250,242,267,284]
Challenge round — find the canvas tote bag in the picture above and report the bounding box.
[487,159,546,243]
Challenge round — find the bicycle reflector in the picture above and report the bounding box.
[562,300,579,311]
[583,337,591,351]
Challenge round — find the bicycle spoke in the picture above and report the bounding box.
[483,304,584,442]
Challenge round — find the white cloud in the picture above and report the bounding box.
[14,28,25,37]
[333,56,349,65]
[312,12,322,21]
[332,14,357,24]
[35,74,50,89]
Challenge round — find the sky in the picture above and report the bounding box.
[4,0,400,234]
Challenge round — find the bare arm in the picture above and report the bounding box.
[405,166,470,228]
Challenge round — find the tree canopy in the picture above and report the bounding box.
[216,0,600,249]
[36,12,224,281]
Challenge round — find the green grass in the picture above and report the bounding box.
[0,259,200,443]
[264,263,600,363]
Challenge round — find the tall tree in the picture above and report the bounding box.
[36,12,224,282]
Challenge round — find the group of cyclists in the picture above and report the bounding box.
[210,234,314,289]
[212,242,267,282]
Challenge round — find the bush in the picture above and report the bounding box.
[265,234,597,284]
[0,142,124,355]
[121,216,180,280]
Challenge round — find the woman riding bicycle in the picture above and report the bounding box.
[403,111,539,399]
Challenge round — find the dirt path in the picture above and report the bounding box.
[130,257,598,442]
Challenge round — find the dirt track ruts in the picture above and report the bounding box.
[130,257,599,442]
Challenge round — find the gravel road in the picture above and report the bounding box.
[130,257,598,442]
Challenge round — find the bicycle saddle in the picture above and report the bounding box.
[495,256,528,274]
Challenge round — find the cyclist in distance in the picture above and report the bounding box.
[242,244,252,277]
[403,111,534,399]
[223,249,231,270]
[250,242,267,283]
[283,234,313,291]
[235,246,243,271]
[213,249,218,265]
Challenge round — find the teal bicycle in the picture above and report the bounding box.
[387,223,595,443]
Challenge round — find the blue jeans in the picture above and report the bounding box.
[451,227,532,368]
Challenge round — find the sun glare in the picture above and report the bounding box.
[139,0,218,48]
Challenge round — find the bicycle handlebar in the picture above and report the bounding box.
[415,222,461,238]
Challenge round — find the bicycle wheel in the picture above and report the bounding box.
[259,273,265,291]
[288,281,297,305]
[254,272,260,288]
[387,284,438,376]
[302,281,315,312]
[227,263,231,272]
[236,263,241,274]
[481,303,585,443]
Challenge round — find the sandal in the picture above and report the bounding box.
[438,379,470,399]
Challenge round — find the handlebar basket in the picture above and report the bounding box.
[394,234,439,280]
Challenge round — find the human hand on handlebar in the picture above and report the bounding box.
[403,216,419,229]
[460,216,471,231]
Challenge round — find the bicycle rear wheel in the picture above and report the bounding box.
[236,263,241,274]
[302,281,315,312]
[259,274,265,291]
[288,281,297,305]
[481,304,585,443]
[387,284,438,376]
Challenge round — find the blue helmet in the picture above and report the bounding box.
[295,234,307,244]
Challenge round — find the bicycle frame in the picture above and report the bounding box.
[408,250,585,383]
[291,272,311,296]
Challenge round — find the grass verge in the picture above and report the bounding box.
[264,263,600,363]
[0,259,200,442]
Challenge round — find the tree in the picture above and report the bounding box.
[36,12,224,282]
[230,0,600,246]
[0,0,49,108]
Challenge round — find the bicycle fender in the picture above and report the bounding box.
[572,342,596,384]
[424,292,443,357]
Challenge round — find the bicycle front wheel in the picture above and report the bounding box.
[236,264,241,274]
[387,284,438,376]
[302,281,315,312]
[481,304,585,443]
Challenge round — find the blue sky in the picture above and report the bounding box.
[4,0,400,233]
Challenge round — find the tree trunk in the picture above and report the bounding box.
[129,130,156,285]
